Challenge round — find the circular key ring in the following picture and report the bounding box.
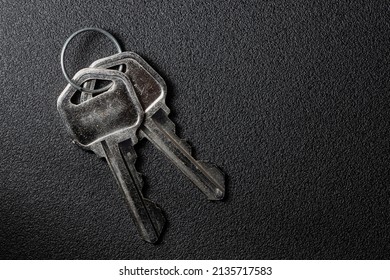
[60,27,123,94]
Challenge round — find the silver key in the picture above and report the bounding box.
[83,52,225,200]
[57,68,165,243]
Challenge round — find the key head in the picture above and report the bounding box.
[57,68,144,154]
[84,52,168,116]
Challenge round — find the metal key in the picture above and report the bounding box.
[57,68,165,243]
[82,52,225,200]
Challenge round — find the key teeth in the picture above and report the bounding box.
[164,116,176,133]
[142,200,166,243]
[136,172,144,189]
[198,160,226,200]
[180,139,192,154]
[157,109,176,132]
[127,152,137,165]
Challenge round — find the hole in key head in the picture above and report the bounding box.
[70,90,82,105]
[108,64,127,73]
[70,78,116,105]
[82,65,127,98]
[91,80,112,97]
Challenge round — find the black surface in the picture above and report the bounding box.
[0,1,389,259]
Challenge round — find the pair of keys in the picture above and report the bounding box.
[57,50,225,243]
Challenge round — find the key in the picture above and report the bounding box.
[57,68,165,243]
[82,52,225,200]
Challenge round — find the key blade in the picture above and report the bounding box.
[120,140,165,238]
[198,160,226,191]
[102,140,165,243]
[140,110,225,201]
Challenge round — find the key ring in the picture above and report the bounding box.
[60,27,123,94]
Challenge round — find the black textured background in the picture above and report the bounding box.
[0,1,389,259]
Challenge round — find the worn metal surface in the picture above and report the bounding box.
[83,52,225,200]
[57,68,165,243]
